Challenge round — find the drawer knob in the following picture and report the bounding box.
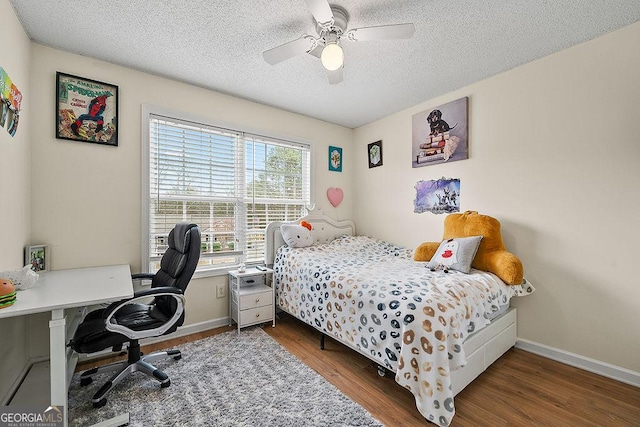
[255,298,260,303]
[256,313,260,318]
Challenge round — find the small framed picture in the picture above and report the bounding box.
[56,72,119,146]
[25,245,49,272]
[328,146,343,172]
[368,140,383,168]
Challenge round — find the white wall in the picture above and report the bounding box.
[0,0,31,402]
[353,22,640,372]
[29,44,354,325]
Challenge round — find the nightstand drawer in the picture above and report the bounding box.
[239,305,273,326]
[230,274,265,288]
[233,287,272,309]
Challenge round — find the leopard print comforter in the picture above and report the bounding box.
[274,235,534,426]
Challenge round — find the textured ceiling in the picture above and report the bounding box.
[10,0,640,128]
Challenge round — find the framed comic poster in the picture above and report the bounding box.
[328,146,342,172]
[56,72,118,146]
[412,97,468,167]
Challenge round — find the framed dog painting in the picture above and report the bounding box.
[411,97,468,167]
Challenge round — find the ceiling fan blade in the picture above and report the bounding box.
[327,67,343,85]
[305,0,334,27]
[263,36,316,65]
[345,23,415,42]
[308,43,323,59]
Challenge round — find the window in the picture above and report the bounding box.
[143,107,312,275]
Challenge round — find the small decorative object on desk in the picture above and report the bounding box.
[238,263,246,273]
[0,265,39,290]
[25,244,48,272]
[0,278,17,309]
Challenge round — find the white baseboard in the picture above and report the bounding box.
[515,338,640,388]
[1,356,49,405]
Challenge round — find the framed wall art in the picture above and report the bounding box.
[414,178,461,214]
[412,97,468,167]
[328,146,343,172]
[56,72,118,146]
[368,140,383,168]
[25,244,49,272]
[0,66,23,137]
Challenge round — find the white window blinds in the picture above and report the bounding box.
[147,113,311,273]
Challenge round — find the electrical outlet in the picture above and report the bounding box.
[216,283,226,299]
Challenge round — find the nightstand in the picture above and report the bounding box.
[228,267,275,334]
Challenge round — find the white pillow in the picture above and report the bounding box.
[427,235,483,273]
[280,223,313,248]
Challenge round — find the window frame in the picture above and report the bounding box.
[141,104,315,278]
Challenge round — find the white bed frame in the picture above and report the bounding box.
[264,208,517,397]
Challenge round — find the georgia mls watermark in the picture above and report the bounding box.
[0,406,64,427]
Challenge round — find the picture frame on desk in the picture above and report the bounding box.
[25,244,49,272]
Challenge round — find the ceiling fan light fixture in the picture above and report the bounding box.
[321,42,344,71]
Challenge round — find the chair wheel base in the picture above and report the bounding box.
[161,380,171,388]
[80,377,93,387]
[93,398,107,408]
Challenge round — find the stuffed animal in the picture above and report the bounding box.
[281,221,314,248]
[415,211,524,285]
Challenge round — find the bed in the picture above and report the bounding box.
[265,210,534,426]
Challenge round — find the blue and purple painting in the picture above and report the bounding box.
[414,178,460,214]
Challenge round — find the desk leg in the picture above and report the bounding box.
[50,309,68,427]
[270,273,275,327]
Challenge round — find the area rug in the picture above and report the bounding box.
[68,327,383,426]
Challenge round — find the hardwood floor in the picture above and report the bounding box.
[77,314,640,426]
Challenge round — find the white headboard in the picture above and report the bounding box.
[264,208,356,267]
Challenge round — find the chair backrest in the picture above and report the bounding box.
[152,223,201,318]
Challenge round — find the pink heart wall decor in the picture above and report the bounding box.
[327,187,344,207]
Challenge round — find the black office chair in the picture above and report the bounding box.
[69,222,201,407]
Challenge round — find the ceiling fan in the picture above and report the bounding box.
[262,0,415,84]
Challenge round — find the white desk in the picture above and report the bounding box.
[0,264,133,427]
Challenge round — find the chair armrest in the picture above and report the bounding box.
[473,250,524,285]
[133,286,183,299]
[102,287,184,315]
[102,287,185,340]
[131,273,156,292]
[131,273,156,280]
